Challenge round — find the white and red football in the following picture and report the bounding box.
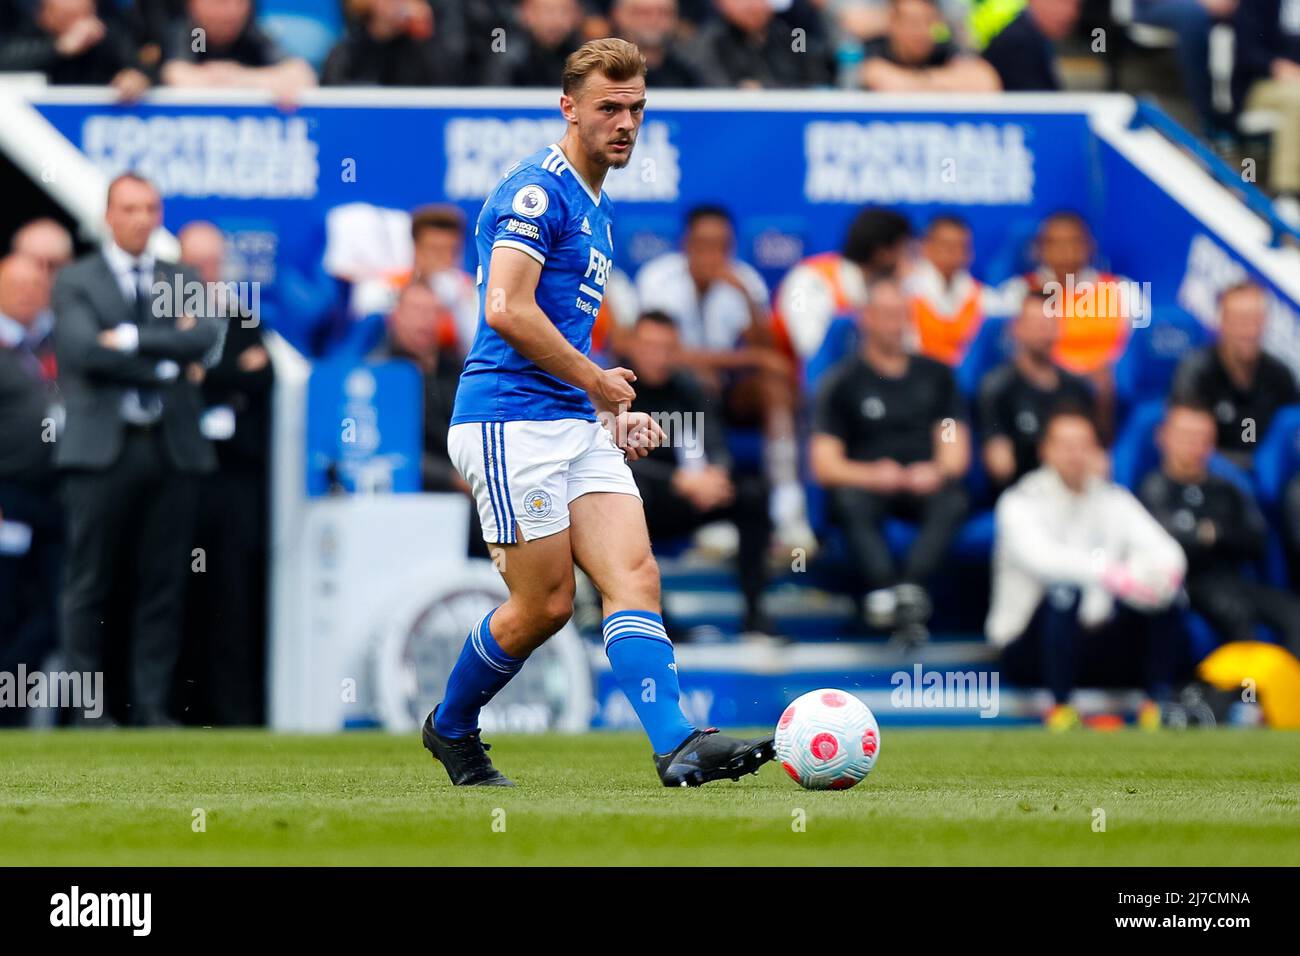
[774,689,881,791]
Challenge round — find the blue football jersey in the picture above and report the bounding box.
[451,143,616,424]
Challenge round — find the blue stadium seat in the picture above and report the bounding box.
[1111,398,1254,494]
[980,221,1039,287]
[1253,404,1300,507]
[331,311,387,358]
[955,316,1011,398]
[883,510,995,563]
[259,0,345,70]
[1111,399,1166,491]
[802,313,859,396]
[1251,403,1300,587]
[725,427,765,473]
[1114,304,1209,421]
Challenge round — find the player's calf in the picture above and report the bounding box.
[430,608,527,740]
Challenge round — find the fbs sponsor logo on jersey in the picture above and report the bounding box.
[522,488,553,519]
[512,184,548,218]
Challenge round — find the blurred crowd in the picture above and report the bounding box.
[5,181,1300,727]
[3,0,1300,729]
[2,0,1300,219]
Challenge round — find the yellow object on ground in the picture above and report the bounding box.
[1197,641,1300,729]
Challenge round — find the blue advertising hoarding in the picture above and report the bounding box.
[28,90,1300,370]
[33,92,1094,348]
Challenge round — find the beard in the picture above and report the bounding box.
[583,128,635,170]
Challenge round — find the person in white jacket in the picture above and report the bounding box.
[987,406,1188,730]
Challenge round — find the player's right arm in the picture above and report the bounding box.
[484,244,636,413]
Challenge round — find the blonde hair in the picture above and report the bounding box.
[562,38,646,97]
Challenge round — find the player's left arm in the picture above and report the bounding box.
[484,245,661,460]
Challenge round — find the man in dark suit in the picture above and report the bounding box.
[0,253,62,725]
[176,220,272,726]
[53,172,223,726]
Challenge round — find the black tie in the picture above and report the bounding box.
[132,261,162,416]
[134,263,153,325]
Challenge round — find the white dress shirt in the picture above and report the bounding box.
[100,242,177,424]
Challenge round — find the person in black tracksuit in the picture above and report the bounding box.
[175,222,272,726]
[1170,280,1299,469]
[810,276,970,632]
[979,290,1096,495]
[620,311,773,634]
[1140,401,1300,654]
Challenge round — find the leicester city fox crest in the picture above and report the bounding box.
[523,488,553,518]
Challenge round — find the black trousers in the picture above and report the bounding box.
[635,469,771,630]
[0,479,63,727]
[60,428,198,725]
[179,468,267,726]
[830,481,969,592]
[1000,588,1185,704]
[1187,570,1300,655]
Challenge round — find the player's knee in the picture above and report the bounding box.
[537,590,575,635]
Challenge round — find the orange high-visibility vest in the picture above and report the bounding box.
[910,281,983,366]
[1029,271,1130,375]
[772,251,855,359]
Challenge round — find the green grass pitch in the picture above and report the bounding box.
[2,728,1298,866]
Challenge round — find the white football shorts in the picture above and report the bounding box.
[447,418,641,545]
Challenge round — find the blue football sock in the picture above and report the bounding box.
[603,610,696,754]
[434,608,525,738]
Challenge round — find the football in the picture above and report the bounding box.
[775,689,881,791]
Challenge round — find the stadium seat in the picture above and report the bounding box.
[802,313,859,395]
[331,310,388,358]
[1111,398,1254,494]
[883,510,995,564]
[725,427,765,473]
[979,221,1039,287]
[1253,404,1300,508]
[258,0,345,70]
[955,315,1011,398]
[1206,22,1284,138]
[1251,404,1300,587]
[1114,305,1209,419]
[1111,399,1166,492]
[1111,0,1178,49]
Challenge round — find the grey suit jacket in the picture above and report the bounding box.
[52,251,225,473]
